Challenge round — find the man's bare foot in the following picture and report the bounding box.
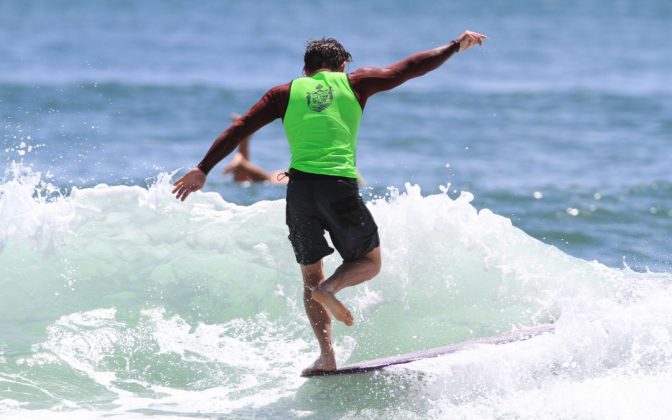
[312,287,354,326]
[301,352,336,376]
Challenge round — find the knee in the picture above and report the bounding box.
[304,281,322,303]
[301,261,324,289]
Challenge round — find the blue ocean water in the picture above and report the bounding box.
[2,0,672,418]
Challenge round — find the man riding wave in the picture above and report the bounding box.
[173,30,487,375]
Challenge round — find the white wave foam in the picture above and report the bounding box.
[2,165,672,417]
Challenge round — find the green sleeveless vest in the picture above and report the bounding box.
[283,71,362,178]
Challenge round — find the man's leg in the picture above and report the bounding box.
[300,259,337,374]
[312,247,381,326]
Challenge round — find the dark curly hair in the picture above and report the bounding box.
[303,38,352,73]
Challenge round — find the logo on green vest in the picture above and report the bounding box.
[306,84,333,112]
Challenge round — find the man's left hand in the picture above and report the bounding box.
[458,31,487,52]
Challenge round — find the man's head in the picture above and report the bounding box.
[303,38,352,75]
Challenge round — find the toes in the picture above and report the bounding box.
[345,312,354,326]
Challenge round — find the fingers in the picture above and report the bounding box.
[459,30,487,51]
[179,188,191,201]
[172,176,201,201]
[176,185,186,201]
[172,177,185,194]
[463,30,487,40]
[465,33,477,47]
[175,184,197,201]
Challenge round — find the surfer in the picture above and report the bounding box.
[173,30,487,374]
[222,113,288,184]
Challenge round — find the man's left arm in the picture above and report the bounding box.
[349,31,487,107]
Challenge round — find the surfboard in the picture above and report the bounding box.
[302,323,554,377]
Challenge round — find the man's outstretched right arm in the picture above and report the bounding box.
[349,31,487,108]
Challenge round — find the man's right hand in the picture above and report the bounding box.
[458,31,487,52]
[172,167,206,201]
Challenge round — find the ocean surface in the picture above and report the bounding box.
[2,0,672,418]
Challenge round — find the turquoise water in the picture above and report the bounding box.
[2,0,672,418]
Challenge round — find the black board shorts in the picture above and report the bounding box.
[285,169,380,265]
